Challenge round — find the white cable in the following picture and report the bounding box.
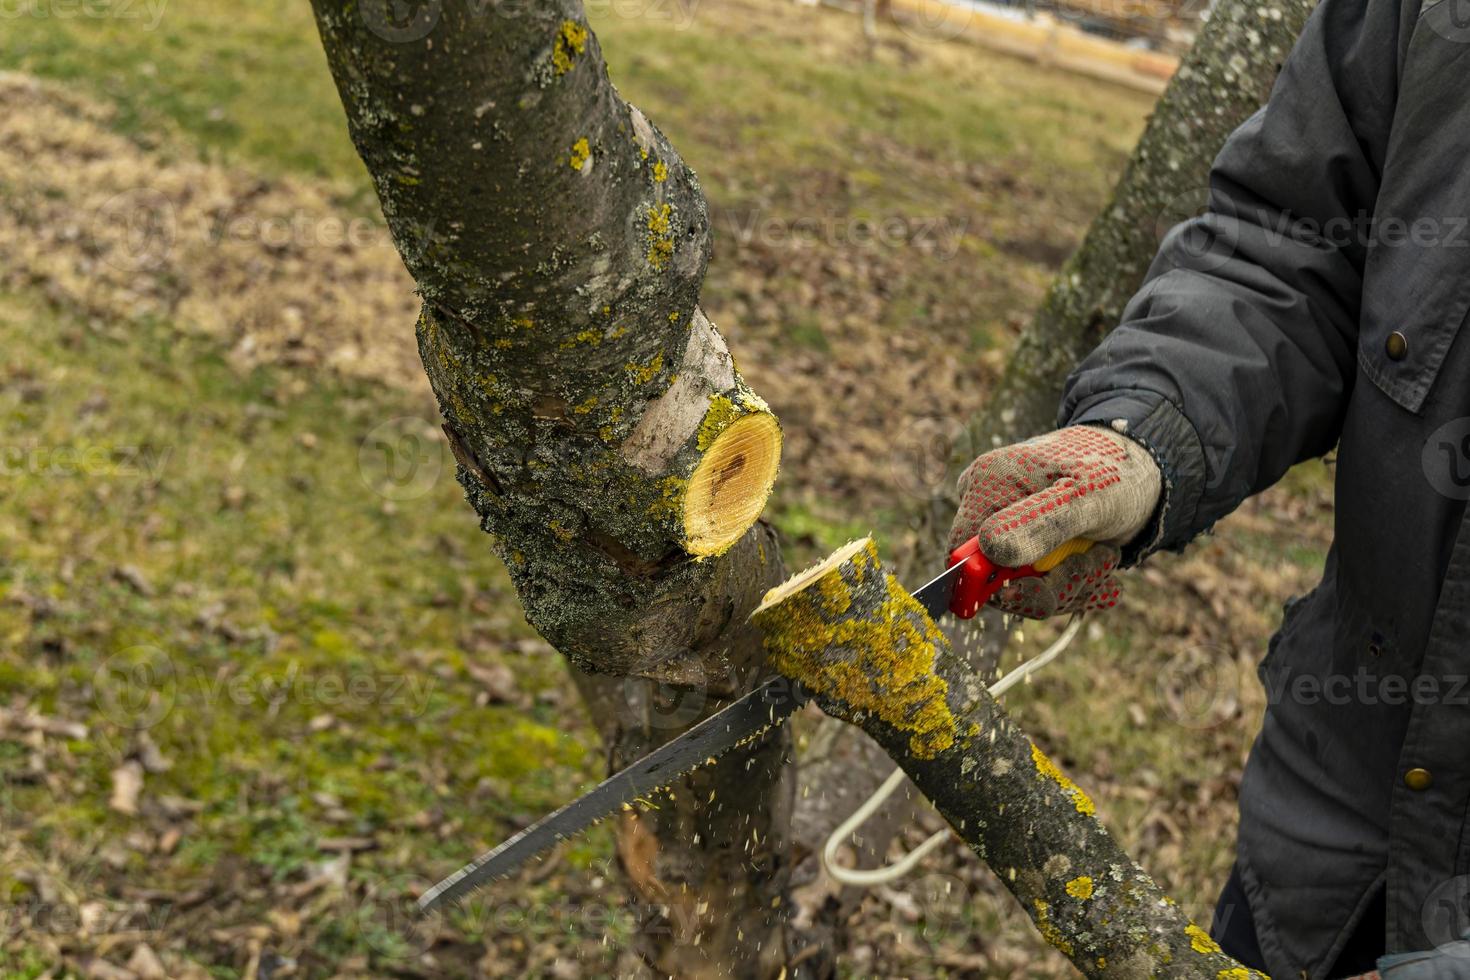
[821,614,1085,887]
[988,613,1084,699]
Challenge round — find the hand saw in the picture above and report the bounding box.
[417,535,1092,914]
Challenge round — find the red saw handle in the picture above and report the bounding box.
[947,536,1094,619]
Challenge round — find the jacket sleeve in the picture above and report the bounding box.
[1060,0,1405,560]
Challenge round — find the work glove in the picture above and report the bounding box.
[949,423,1162,619]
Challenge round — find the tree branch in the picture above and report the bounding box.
[753,539,1268,979]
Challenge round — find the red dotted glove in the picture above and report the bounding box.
[949,424,1162,618]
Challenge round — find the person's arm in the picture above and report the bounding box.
[952,0,1407,617]
[1062,0,1404,560]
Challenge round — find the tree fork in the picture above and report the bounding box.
[752,539,1267,979]
[308,2,804,974]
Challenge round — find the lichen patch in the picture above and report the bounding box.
[1187,923,1222,955]
[645,202,674,269]
[1065,876,1094,900]
[1032,899,1075,958]
[551,20,588,76]
[1031,742,1096,816]
[754,540,958,759]
[569,137,591,172]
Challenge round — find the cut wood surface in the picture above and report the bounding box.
[753,538,1268,979]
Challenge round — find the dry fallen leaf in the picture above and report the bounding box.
[136,733,172,773]
[109,760,144,816]
[126,944,167,980]
[468,661,519,704]
[80,958,137,980]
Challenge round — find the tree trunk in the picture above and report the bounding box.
[307,3,804,975]
[752,539,1268,979]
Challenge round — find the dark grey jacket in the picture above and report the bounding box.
[1061,0,1470,976]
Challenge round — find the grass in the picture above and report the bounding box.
[0,0,1147,205]
[1,0,366,187]
[0,292,616,973]
[0,0,1150,361]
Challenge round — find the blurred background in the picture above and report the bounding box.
[0,0,1331,976]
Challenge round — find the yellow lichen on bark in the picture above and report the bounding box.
[751,539,958,759]
[1065,876,1094,900]
[551,20,587,75]
[1187,923,1222,955]
[1031,742,1097,816]
[624,352,664,386]
[1033,899,1075,957]
[646,203,674,269]
[569,137,591,171]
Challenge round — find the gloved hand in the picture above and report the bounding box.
[949,424,1162,618]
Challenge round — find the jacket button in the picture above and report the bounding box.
[1406,767,1433,791]
[1386,331,1409,361]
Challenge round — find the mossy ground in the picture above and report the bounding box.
[0,0,1335,976]
[0,293,624,976]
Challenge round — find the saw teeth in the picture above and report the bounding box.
[420,682,805,910]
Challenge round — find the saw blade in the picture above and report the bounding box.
[417,676,807,913]
[418,555,965,914]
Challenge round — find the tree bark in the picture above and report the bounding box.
[307,3,802,975]
[753,539,1268,979]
